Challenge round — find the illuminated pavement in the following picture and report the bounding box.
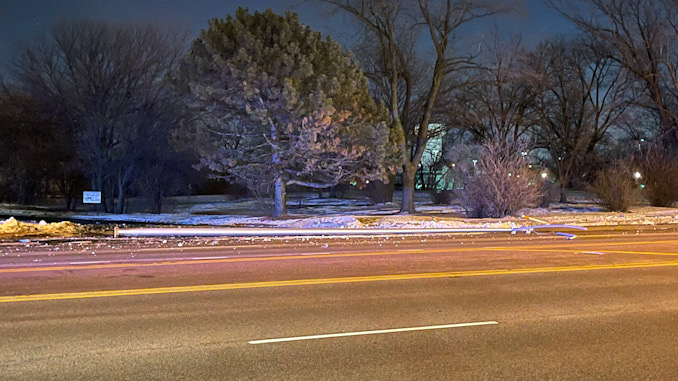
[2,226,678,379]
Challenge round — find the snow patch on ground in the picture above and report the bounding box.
[66,205,678,229]
[68,213,522,229]
[364,216,517,229]
[522,206,678,226]
[175,216,269,226]
[5,192,678,238]
[287,216,364,229]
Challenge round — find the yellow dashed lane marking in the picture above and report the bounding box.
[486,239,678,250]
[5,237,678,273]
[2,260,678,303]
[484,248,678,257]
[602,250,678,256]
[0,247,472,273]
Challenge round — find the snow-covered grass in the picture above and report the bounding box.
[524,205,678,226]
[3,190,678,239]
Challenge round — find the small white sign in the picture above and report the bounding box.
[83,191,102,204]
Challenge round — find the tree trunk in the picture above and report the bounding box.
[400,165,416,213]
[114,181,125,214]
[559,180,567,203]
[152,190,163,214]
[104,191,112,213]
[92,177,108,213]
[658,107,678,149]
[65,179,79,211]
[647,82,678,150]
[273,176,287,217]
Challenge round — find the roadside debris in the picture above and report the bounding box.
[114,217,587,239]
[0,217,101,238]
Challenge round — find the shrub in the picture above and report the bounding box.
[457,144,541,218]
[640,149,678,207]
[589,164,640,212]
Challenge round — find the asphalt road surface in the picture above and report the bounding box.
[3,226,678,380]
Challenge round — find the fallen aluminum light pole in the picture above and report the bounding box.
[115,227,513,237]
[114,223,586,239]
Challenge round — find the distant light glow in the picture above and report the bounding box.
[541,172,548,179]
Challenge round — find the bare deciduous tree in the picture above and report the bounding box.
[447,33,535,150]
[10,21,187,213]
[529,38,631,202]
[551,0,678,148]
[321,0,513,213]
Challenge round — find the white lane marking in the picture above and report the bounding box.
[0,251,352,269]
[248,321,498,345]
[580,251,605,255]
[100,244,267,254]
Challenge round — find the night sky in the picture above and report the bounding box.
[0,0,575,74]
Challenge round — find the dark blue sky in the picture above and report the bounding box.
[0,0,575,72]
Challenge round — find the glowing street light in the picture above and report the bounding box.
[541,172,548,180]
[633,171,642,180]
